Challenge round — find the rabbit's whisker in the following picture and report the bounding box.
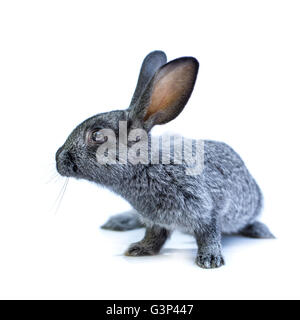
[45,172,61,184]
[52,178,69,215]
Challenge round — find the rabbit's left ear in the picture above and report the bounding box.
[129,51,167,108]
[129,57,199,131]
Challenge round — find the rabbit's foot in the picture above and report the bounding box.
[195,222,224,269]
[125,225,171,257]
[125,242,158,256]
[101,211,144,231]
[240,221,275,239]
[195,251,225,269]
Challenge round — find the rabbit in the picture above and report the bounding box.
[56,50,274,269]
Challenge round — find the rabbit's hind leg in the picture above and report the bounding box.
[239,221,275,239]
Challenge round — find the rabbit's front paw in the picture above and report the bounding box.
[196,252,225,269]
[125,242,157,256]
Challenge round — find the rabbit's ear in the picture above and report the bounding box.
[129,57,199,131]
[129,51,167,108]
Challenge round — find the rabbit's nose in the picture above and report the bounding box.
[55,146,64,162]
[56,148,76,176]
[56,147,75,164]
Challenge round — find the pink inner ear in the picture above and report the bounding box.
[144,63,195,121]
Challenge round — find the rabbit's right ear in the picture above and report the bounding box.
[129,51,167,108]
[128,57,199,131]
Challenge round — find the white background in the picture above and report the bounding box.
[0,0,299,300]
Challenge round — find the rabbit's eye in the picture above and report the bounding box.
[90,130,108,144]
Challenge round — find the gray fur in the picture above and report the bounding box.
[56,51,274,269]
[240,221,275,239]
[101,210,144,231]
[125,225,171,256]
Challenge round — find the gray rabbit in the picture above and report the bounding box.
[56,51,274,269]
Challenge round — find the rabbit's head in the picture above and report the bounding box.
[56,51,199,182]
